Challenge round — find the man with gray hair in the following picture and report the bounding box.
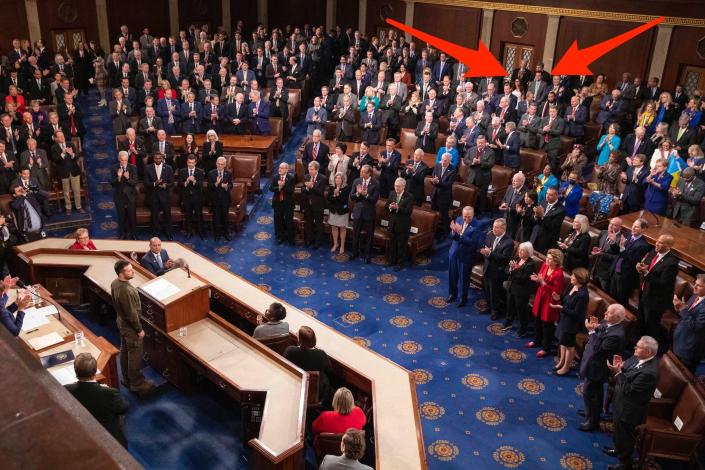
[350,164,380,262]
[112,150,138,240]
[671,166,705,227]
[302,160,326,248]
[604,336,659,470]
[270,162,295,245]
[385,177,414,271]
[578,303,626,432]
[208,156,233,241]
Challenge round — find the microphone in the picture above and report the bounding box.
[173,258,191,278]
[16,280,61,321]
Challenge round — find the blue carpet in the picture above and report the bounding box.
[71,87,671,470]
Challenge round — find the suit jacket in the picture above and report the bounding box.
[415,121,439,153]
[580,322,626,382]
[334,106,356,139]
[109,100,132,135]
[385,191,414,233]
[144,163,174,201]
[502,131,521,169]
[612,356,659,425]
[518,113,541,148]
[596,96,623,125]
[464,145,494,188]
[564,231,592,271]
[672,177,705,225]
[538,116,565,153]
[482,232,513,280]
[379,93,402,126]
[319,454,372,470]
[180,101,203,133]
[429,164,457,205]
[111,163,138,204]
[594,230,623,282]
[140,249,171,276]
[19,149,50,189]
[27,78,51,103]
[528,80,548,104]
[248,100,271,135]
[270,173,295,208]
[302,172,326,211]
[350,177,380,221]
[611,235,651,284]
[305,107,327,135]
[151,140,175,165]
[449,216,478,262]
[673,295,705,363]
[403,160,430,205]
[669,126,696,158]
[178,166,205,201]
[623,165,649,210]
[640,251,679,307]
[563,105,588,138]
[359,110,381,145]
[621,134,651,161]
[302,141,330,170]
[64,381,129,447]
[207,169,233,206]
[556,285,589,337]
[50,142,81,179]
[531,201,566,253]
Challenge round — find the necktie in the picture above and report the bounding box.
[279,175,285,201]
[156,165,161,180]
[440,166,445,178]
[545,119,553,143]
[363,179,368,190]
[632,139,640,157]
[492,236,500,251]
[546,203,553,214]
[312,143,318,160]
[156,253,163,269]
[461,222,467,234]
[189,169,193,178]
[160,141,164,153]
[641,254,661,289]
[690,297,702,311]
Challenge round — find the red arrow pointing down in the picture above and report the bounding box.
[385,18,506,77]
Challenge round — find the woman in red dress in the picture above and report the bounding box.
[312,387,366,455]
[69,227,97,250]
[525,248,565,357]
[5,85,26,115]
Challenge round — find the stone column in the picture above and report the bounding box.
[222,0,231,34]
[359,0,367,36]
[542,15,560,70]
[169,0,179,36]
[480,8,494,45]
[257,0,268,28]
[24,0,42,44]
[95,0,110,51]
[647,24,674,81]
[326,0,336,32]
[404,0,415,42]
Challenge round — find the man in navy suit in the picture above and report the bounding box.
[225,92,249,134]
[180,92,202,134]
[672,275,705,371]
[596,89,623,127]
[178,155,205,239]
[430,153,457,241]
[350,165,380,263]
[156,95,180,134]
[140,237,173,276]
[637,234,679,342]
[563,96,587,143]
[448,206,479,307]
[302,161,327,248]
[377,138,401,199]
[144,153,174,240]
[579,304,626,432]
[608,218,651,307]
[248,90,271,135]
[359,101,381,145]
[500,122,521,170]
[622,154,649,213]
[480,218,514,319]
[432,53,452,86]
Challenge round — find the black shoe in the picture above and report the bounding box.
[577,410,586,417]
[364,257,371,264]
[349,253,359,260]
[602,446,617,457]
[446,295,457,303]
[185,232,193,240]
[579,422,599,432]
[166,234,174,241]
[393,265,401,272]
[457,300,467,307]
[517,330,528,338]
[224,233,232,241]
[214,235,221,242]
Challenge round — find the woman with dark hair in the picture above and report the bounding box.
[552,267,589,376]
[284,326,333,404]
[558,215,591,271]
[515,190,538,243]
[72,42,95,94]
[178,133,199,169]
[252,302,289,339]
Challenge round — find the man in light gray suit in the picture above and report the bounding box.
[305,97,328,136]
[671,167,705,227]
[335,84,359,110]
[528,72,548,105]
[319,428,372,470]
[517,103,541,149]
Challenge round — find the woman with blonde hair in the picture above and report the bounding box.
[69,228,97,250]
[327,172,351,254]
[359,86,379,112]
[558,215,591,271]
[312,387,366,450]
[636,100,656,133]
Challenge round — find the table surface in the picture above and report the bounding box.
[19,239,425,469]
[169,134,277,150]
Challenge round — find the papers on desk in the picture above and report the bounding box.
[21,311,50,332]
[142,278,181,301]
[28,332,65,350]
[49,363,77,385]
[25,305,59,317]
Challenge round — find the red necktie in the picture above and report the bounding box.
[129,141,136,165]
[544,119,552,143]
[642,255,660,290]
[312,144,318,160]
[279,175,285,201]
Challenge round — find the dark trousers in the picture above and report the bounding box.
[613,418,637,468]
[608,271,631,307]
[388,225,410,266]
[115,198,136,237]
[119,327,146,388]
[534,316,555,352]
[211,203,229,235]
[304,204,324,245]
[432,200,450,238]
[448,257,471,301]
[273,202,294,243]
[183,197,204,234]
[475,182,489,214]
[352,216,375,257]
[150,193,171,235]
[507,293,530,331]
[639,299,665,343]
[583,378,605,426]
[483,276,505,316]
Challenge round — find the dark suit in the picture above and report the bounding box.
[151,140,175,167]
[502,185,527,239]
[563,105,588,141]
[673,295,705,371]
[385,191,414,266]
[140,249,171,276]
[502,131,521,170]
[672,176,705,226]
[270,173,295,244]
[538,116,565,170]
[178,167,205,236]
[403,160,430,205]
[507,257,537,331]
[302,141,330,170]
[65,381,129,447]
[269,87,289,122]
[639,251,679,340]
[138,116,163,152]
[359,110,381,145]
[579,322,626,427]
[593,230,623,290]
[430,164,457,238]
[608,235,651,307]
[333,106,356,142]
[482,232,513,316]
[464,145,494,214]
[377,149,401,199]
[622,165,648,213]
[111,164,138,238]
[117,137,146,179]
[669,126,696,159]
[448,216,478,302]
[564,231,592,271]
[144,163,174,236]
[248,100,271,135]
[302,172,326,246]
[19,149,50,190]
[530,201,566,253]
[611,356,659,468]
[208,169,233,237]
[621,134,651,164]
[414,121,438,153]
[180,101,203,134]
[350,177,380,259]
[379,93,402,139]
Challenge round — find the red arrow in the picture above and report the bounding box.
[551,16,664,75]
[385,18,506,78]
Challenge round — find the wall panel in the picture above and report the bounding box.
[490,10,547,71]
[336,0,359,31]
[179,0,222,31]
[231,0,259,35]
[662,26,705,90]
[268,0,326,31]
[0,0,29,55]
[412,3,481,50]
[38,0,99,52]
[107,0,170,42]
[365,0,405,40]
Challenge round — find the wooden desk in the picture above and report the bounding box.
[16,284,119,388]
[620,212,705,271]
[14,239,427,470]
[168,134,277,174]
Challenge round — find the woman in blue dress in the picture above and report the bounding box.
[644,158,673,216]
[535,164,558,204]
[435,135,460,167]
[596,123,621,166]
[558,170,584,218]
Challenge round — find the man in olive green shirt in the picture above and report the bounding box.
[111,260,155,395]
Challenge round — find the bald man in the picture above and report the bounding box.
[636,234,679,342]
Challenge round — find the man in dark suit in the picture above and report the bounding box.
[302,161,326,248]
[270,162,295,246]
[385,178,414,271]
[111,151,138,240]
[151,130,175,168]
[180,93,203,134]
[539,105,566,173]
[669,114,696,159]
[464,135,494,215]
[65,353,129,447]
[359,101,381,145]
[117,128,146,179]
[403,149,430,206]
[350,165,380,263]
[140,237,173,275]
[608,218,651,307]
[480,218,514,320]
[563,96,588,143]
[138,107,162,153]
[530,187,566,253]
[430,153,457,241]
[431,53,452,85]
[448,206,479,307]
[621,127,651,165]
[671,167,705,227]
[672,275,705,371]
[500,121,521,170]
[19,138,49,190]
[603,336,659,470]
[302,130,330,170]
[379,84,402,140]
[225,92,249,134]
[333,95,355,142]
[592,217,624,290]
[57,94,85,140]
[622,155,649,213]
[144,152,174,240]
[579,304,627,432]
[208,157,233,241]
[498,172,527,241]
[377,138,401,199]
[179,155,205,239]
[269,78,289,123]
[27,69,51,104]
[248,90,271,135]
[415,112,439,153]
[637,234,679,341]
